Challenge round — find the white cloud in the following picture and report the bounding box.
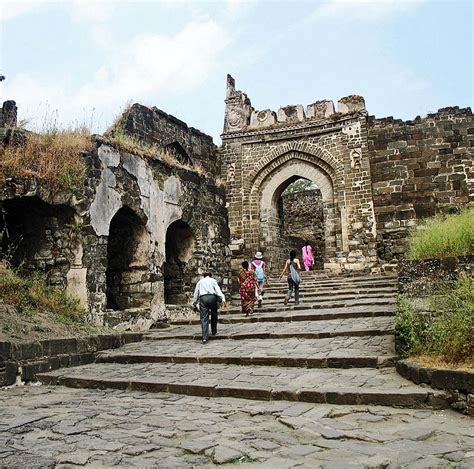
[309,0,425,22]
[1,0,117,23]
[2,19,230,131]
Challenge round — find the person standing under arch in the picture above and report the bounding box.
[280,250,302,305]
[251,251,267,308]
[302,241,314,272]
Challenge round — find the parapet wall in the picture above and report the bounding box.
[368,106,473,263]
[223,74,366,134]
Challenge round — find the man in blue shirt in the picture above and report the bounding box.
[192,272,226,344]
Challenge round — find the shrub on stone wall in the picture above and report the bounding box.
[407,206,474,260]
[0,126,91,193]
[0,262,84,323]
[396,275,474,365]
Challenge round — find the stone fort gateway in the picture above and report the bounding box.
[0,74,472,324]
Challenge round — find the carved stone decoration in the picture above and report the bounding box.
[249,109,277,128]
[277,105,305,123]
[227,163,236,182]
[350,148,362,169]
[338,95,366,114]
[307,100,335,120]
[223,74,252,133]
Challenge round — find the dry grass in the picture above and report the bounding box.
[0,127,92,193]
[407,205,474,259]
[411,355,474,372]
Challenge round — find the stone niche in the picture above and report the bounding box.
[277,105,305,123]
[306,100,335,120]
[337,95,366,114]
[250,109,277,128]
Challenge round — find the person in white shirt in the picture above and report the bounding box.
[192,272,226,344]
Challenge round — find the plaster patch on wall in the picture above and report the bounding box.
[90,146,122,237]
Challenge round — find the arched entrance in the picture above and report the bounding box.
[254,153,339,271]
[106,206,150,310]
[164,219,195,304]
[281,179,325,270]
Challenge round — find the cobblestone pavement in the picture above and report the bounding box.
[1,385,473,468]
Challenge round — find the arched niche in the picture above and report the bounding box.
[164,219,195,304]
[0,196,75,284]
[106,206,150,310]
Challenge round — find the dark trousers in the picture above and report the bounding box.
[199,294,218,341]
[287,278,300,304]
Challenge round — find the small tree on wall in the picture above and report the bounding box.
[282,178,318,195]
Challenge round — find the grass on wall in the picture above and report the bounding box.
[407,205,474,259]
[0,126,92,193]
[0,261,108,341]
[396,275,474,367]
[0,262,84,322]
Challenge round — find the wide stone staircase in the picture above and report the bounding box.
[38,272,449,409]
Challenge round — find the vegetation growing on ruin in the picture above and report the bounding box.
[282,178,318,195]
[0,126,91,193]
[407,205,474,259]
[0,262,105,341]
[396,275,474,367]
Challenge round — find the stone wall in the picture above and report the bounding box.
[112,103,219,176]
[281,189,325,269]
[0,116,230,325]
[221,75,378,274]
[368,107,474,263]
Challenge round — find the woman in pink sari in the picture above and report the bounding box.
[302,241,314,272]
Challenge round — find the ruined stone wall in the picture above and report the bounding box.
[368,107,473,263]
[113,103,219,176]
[0,135,230,323]
[281,189,325,268]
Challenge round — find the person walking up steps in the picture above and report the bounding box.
[251,251,267,308]
[279,250,302,306]
[192,272,226,344]
[237,261,257,317]
[302,241,314,272]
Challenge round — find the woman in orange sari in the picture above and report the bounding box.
[237,261,257,317]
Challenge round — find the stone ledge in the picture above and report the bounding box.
[0,332,143,387]
[396,359,473,416]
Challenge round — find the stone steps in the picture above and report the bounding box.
[230,289,397,302]
[37,362,448,409]
[214,298,396,318]
[94,336,398,369]
[172,305,396,326]
[145,316,395,341]
[228,293,396,309]
[37,273,440,411]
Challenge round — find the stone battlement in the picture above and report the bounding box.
[223,74,366,134]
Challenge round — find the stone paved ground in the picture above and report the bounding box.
[1,385,473,468]
[3,273,473,467]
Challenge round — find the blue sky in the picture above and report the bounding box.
[1,0,472,142]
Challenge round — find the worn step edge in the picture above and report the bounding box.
[222,300,396,316]
[95,353,398,369]
[171,310,395,326]
[230,292,397,301]
[144,328,395,341]
[37,374,448,410]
